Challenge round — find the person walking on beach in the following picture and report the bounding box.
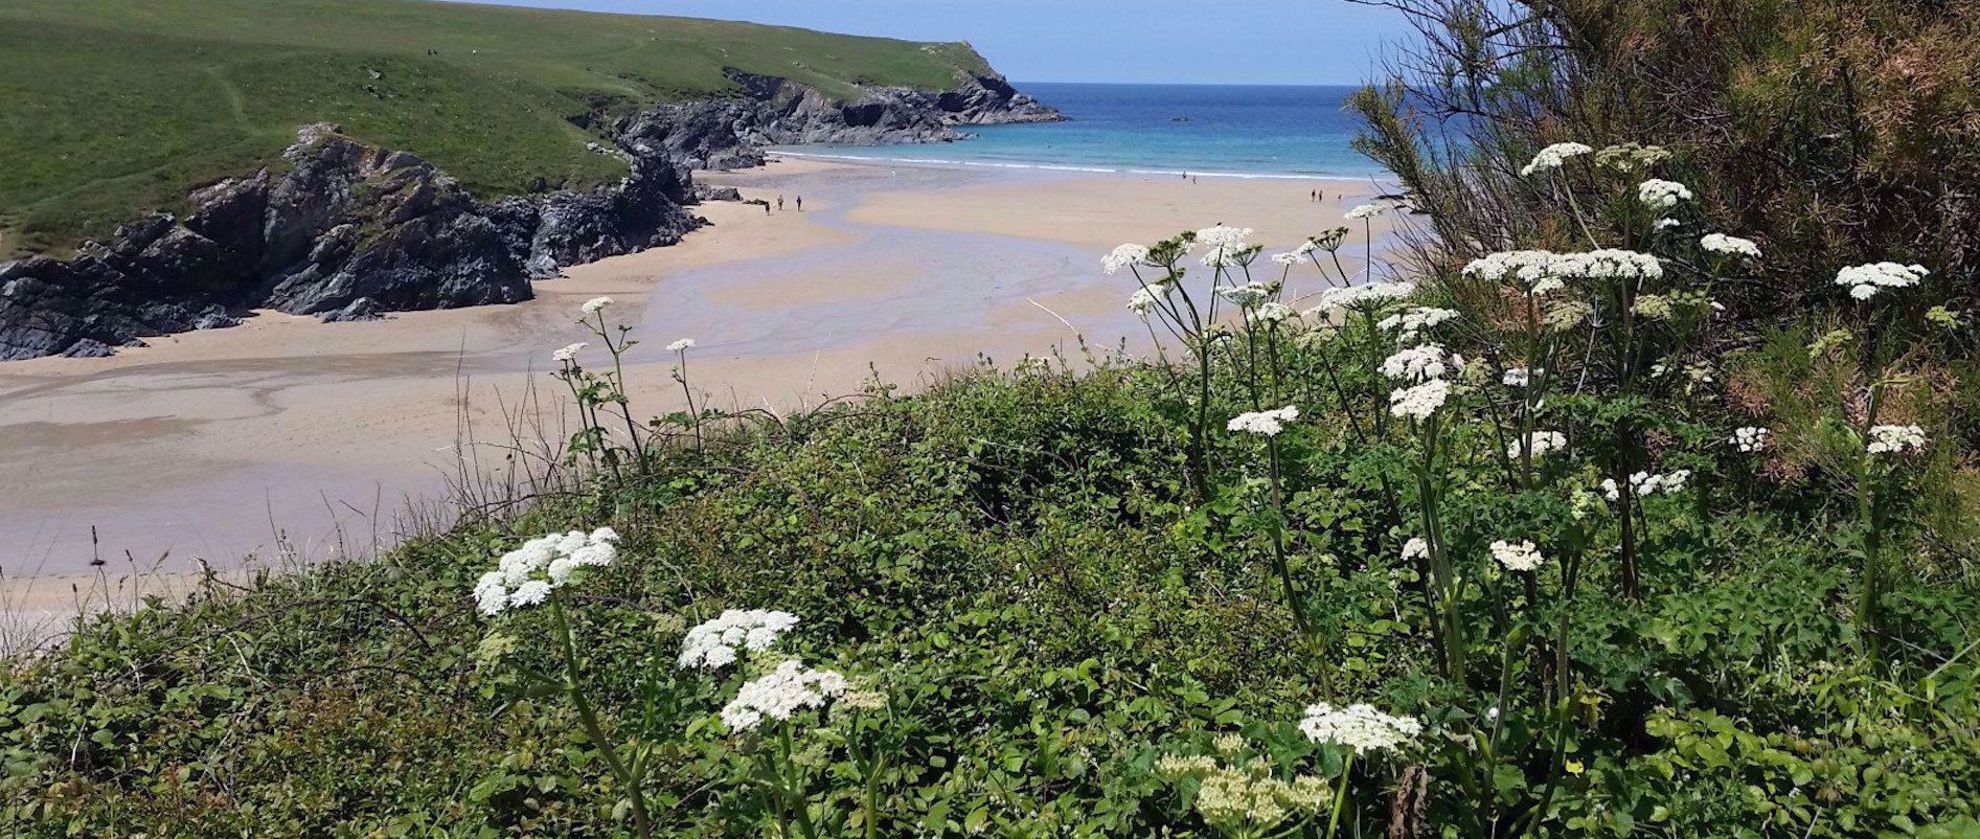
[777,194,784,211]
[795,195,803,211]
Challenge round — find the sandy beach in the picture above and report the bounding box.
[0,156,1396,626]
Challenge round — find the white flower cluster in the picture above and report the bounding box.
[1197,225,1256,268]
[1502,367,1538,388]
[720,660,848,733]
[1307,282,1416,313]
[1378,306,1458,344]
[1103,243,1151,274]
[1490,539,1545,572]
[1699,234,1762,259]
[1227,405,1301,437]
[1217,282,1273,307]
[1299,703,1422,754]
[1866,424,1927,456]
[1730,426,1770,453]
[1401,537,1429,561]
[1344,203,1386,221]
[1637,179,1693,209]
[1380,344,1455,383]
[1389,379,1452,421]
[1128,287,1163,316]
[1519,142,1594,177]
[1509,431,1567,459]
[472,528,621,616]
[678,609,801,670]
[667,338,696,352]
[1836,262,1928,301]
[1247,302,1297,326]
[582,296,614,315]
[552,342,587,363]
[1464,249,1662,286]
[1601,470,1692,501]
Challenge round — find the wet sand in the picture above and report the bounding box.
[0,156,1396,627]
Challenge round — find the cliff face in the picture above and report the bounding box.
[0,73,1057,360]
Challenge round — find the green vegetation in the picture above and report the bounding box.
[0,0,994,256]
[3,2,1979,837]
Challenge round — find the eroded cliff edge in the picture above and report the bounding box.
[0,71,1057,360]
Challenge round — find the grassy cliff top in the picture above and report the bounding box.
[0,0,998,256]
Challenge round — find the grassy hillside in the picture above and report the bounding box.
[0,0,996,256]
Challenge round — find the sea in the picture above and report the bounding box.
[776,82,1382,180]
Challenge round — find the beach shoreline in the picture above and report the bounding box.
[0,155,1398,629]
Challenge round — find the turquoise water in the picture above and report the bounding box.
[781,82,1383,180]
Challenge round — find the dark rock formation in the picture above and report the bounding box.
[0,69,1057,360]
[0,126,702,360]
[617,70,1061,171]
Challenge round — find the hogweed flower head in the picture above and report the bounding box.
[1637,179,1693,209]
[1402,537,1429,561]
[1227,405,1301,437]
[1502,367,1538,388]
[1731,426,1770,453]
[1308,281,1415,314]
[1247,301,1297,327]
[1836,262,1927,301]
[1299,703,1422,754]
[1867,424,1927,456]
[581,296,614,316]
[1510,431,1567,459]
[719,660,848,733]
[1195,225,1255,268]
[679,609,801,670]
[552,342,587,363]
[1700,234,1762,259]
[471,527,622,617]
[1490,540,1545,572]
[1217,282,1273,307]
[667,338,695,352]
[1380,344,1454,383]
[1345,203,1386,221]
[1378,306,1457,344]
[1388,379,1451,420]
[1102,243,1150,274]
[1595,143,1671,173]
[1520,142,1594,177]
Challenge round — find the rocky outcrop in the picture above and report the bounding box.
[617,70,1061,170]
[0,126,702,360]
[0,68,1056,360]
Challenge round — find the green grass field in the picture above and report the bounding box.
[0,0,996,257]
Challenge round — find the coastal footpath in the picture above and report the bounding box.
[0,2,1057,360]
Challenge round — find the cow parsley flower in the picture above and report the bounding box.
[1637,179,1692,209]
[1520,142,1594,177]
[1836,262,1928,301]
[1103,243,1150,274]
[1380,344,1453,382]
[1271,251,1302,266]
[1509,431,1567,459]
[1247,302,1297,326]
[1502,367,1538,387]
[1632,294,1675,321]
[1490,540,1544,572]
[552,342,586,363]
[1866,424,1926,456]
[471,528,622,616]
[1402,537,1429,561]
[679,609,801,670]
[667,338,695,352]
[1556,249,1663,281]
[1227,405,1301,437]
[581,296,614,315]
[1217,282,1273,307]
[1388,379,1451,420]
[719,660,848,733]
[1654,218,1682,230]
[1345,203,1386,221]
[1197,225,1256,268]
[1378,307,1458,343]
[1299,703,1422,754]
[1308,282,1416,313]
[1731,426,1769,453]
[1700,234,1761,259]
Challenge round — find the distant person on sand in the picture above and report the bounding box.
[777,195,784,211]
[763,201,770,215]
[796,195,803,211]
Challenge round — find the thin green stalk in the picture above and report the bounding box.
[551,598,652,839]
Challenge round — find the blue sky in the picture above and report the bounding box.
[459,1,1409,85]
